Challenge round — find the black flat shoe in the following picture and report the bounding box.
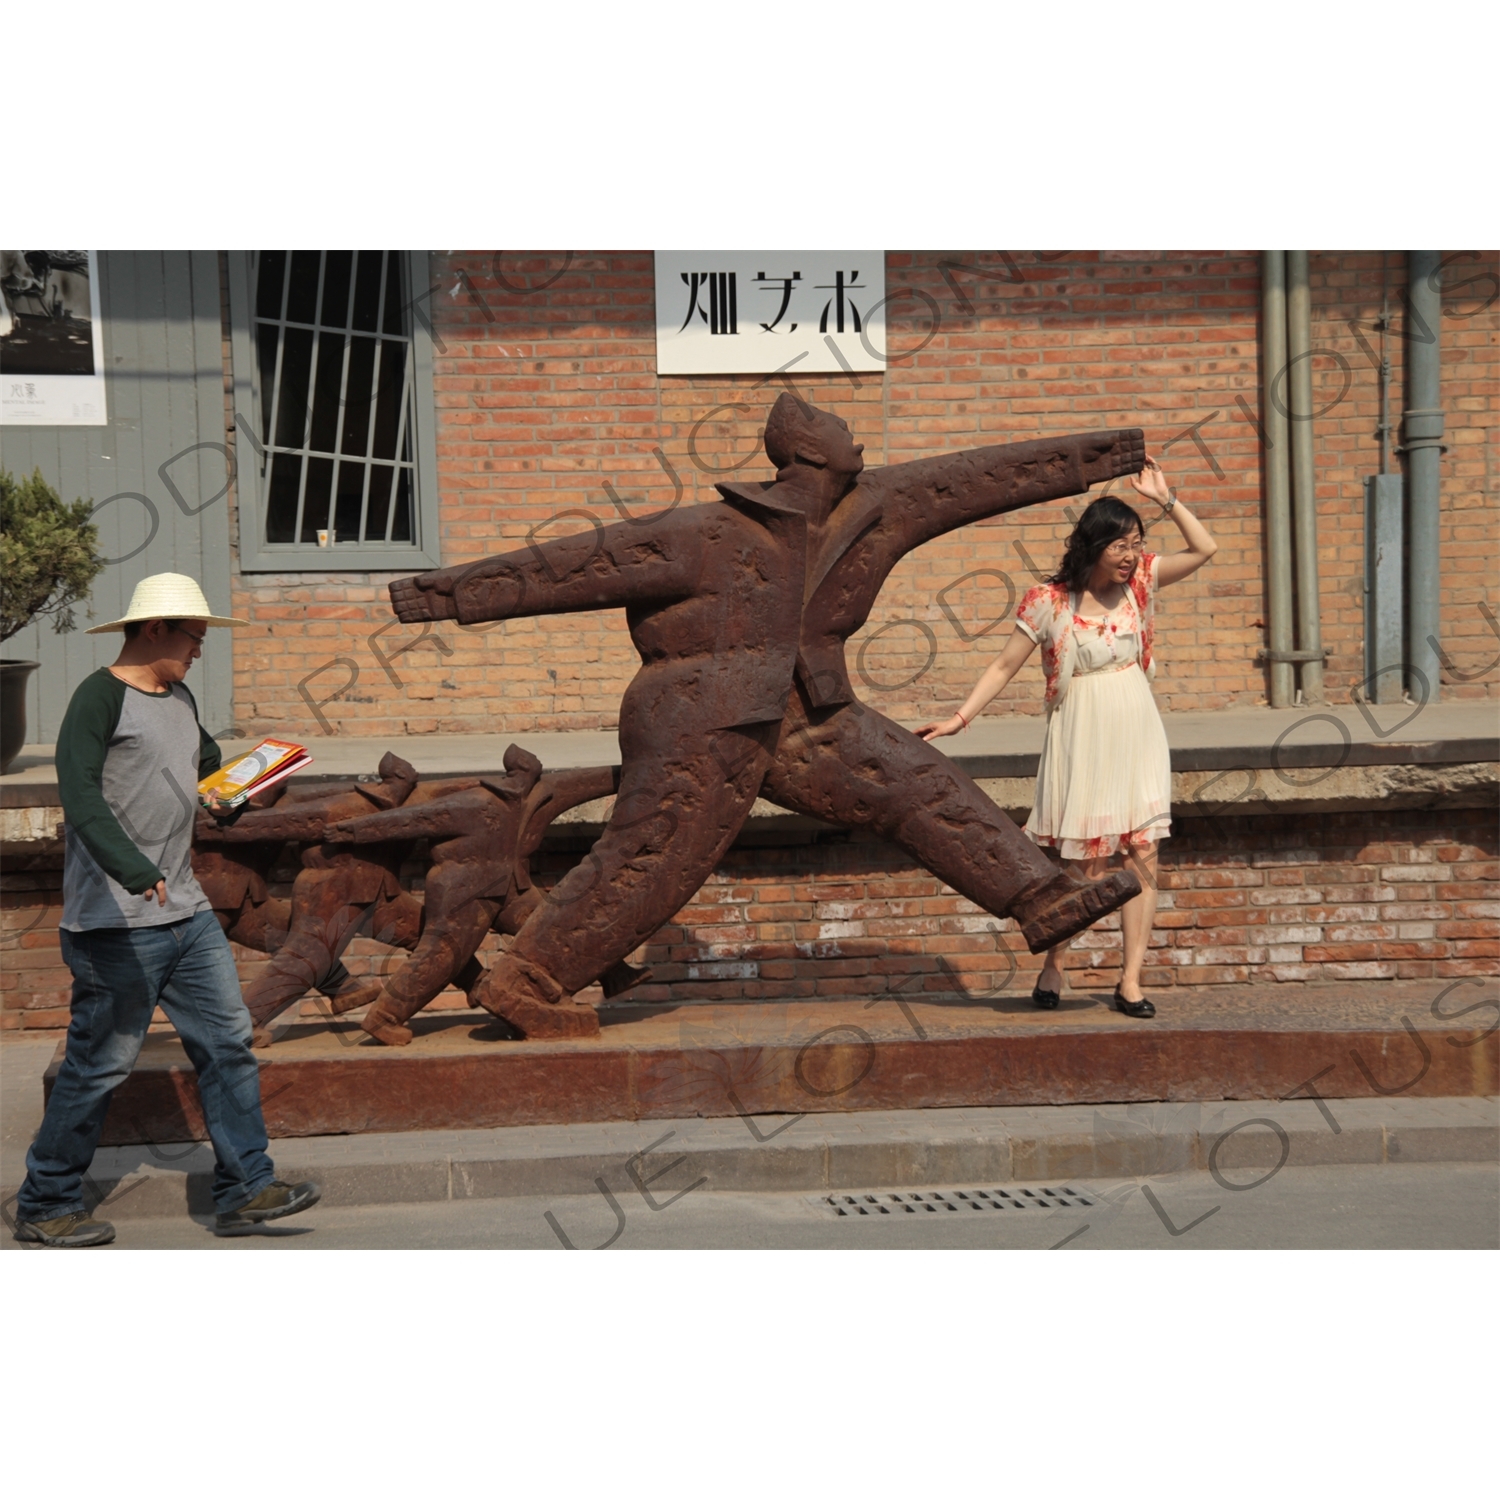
[1113,986,1156,1019]
[1031,982,1061,1010]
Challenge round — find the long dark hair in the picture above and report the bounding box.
[1046,496,1145,594]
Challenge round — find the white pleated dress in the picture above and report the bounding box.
[1022,586,1171,861]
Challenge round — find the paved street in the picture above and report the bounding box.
[8,1162,1494,1251]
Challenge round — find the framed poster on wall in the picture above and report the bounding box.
[1,250,108,425]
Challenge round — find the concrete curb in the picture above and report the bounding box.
[7,1096,1495,1223]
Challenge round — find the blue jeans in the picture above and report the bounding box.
[18,910,277,1220]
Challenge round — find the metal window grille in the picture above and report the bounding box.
[250,250,419,548]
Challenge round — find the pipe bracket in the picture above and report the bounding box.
[1401,408,1447,453]
[1256,648,1331,664]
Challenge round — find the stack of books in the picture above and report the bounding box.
[197,737,312,809]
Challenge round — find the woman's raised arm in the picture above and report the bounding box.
[916,626,1038,741]
[1129,456,1218,587]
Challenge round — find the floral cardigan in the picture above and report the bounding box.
[1015,552,1159,713]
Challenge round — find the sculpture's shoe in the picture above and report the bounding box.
[360,997,415,1047]
[323,976,385,1015]
[472,952,602,1039]
[484,992,602,1039]
[1012,867,1141,954]
[246,971,381,1045]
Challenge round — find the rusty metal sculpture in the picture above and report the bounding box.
[325,748,641,1045]
[193,784,380,1019]
[203,752,426,1041]
[195,795,291,955]
[389,396,1148,1039]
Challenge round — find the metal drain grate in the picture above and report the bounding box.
[817,1186,1095,1218]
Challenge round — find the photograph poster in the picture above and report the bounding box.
[1,250,108,425]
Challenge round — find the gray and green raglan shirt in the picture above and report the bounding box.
[58,669,221,931]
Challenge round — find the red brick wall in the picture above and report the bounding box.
[224,250,1499,741]
[4,811,1494,1033]
[624,810,1500,997]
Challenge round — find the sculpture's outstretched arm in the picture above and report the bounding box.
[863,429,1145,554]
[327,796,475,845]
[205,806,351,844]
[390,513,701,626]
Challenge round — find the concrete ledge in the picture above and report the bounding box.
[19,1096,1493,1221]
[4,757,1494,858]
[4,703,1495,809]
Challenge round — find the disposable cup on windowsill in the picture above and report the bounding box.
[317,530,331,548]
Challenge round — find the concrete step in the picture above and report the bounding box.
[10,1095,1494,1222]
[60,982,1500,1145]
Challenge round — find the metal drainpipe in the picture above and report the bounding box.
[1366,261,1405,705]
[1286,250,1325,703]
[1261,251,1295,707]
[1405,250,1445,703]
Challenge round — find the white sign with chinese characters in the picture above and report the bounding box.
[1,251,108,425]
[654,251,886,375]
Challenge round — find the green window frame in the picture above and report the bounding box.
[227,250,442,572]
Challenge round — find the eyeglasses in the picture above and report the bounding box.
[166,621,208,646]
[1101,539,1144,558]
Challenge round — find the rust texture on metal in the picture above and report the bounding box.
[325,750,630,1046]
[381,397,1150,1038]
[192,751,633,1045]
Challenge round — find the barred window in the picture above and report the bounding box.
[252,250,419,547]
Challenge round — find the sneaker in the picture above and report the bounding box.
[214,1179,321,1234]
[14,1210,116,1248]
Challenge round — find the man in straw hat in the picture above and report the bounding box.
[14,573,321,1246]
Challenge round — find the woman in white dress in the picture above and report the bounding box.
[918,457,1217,1018]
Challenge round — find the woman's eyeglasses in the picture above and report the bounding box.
[1101,539,1144,559]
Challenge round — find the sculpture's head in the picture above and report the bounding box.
[365,750,420,809]
[764,393,865,484]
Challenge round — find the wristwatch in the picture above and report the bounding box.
[1161,489,1178,515]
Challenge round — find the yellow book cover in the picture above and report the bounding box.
[198,738,311,807]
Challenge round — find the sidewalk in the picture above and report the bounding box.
[3,1033,1494,1222]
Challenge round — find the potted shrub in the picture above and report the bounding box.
[0,468,106,773]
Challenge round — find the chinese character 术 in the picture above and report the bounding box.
[815,271,865,334]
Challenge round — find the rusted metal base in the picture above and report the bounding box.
[57,981,1498,1146]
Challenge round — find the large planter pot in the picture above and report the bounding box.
[1,660,40,774]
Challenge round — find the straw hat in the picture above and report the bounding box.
[86,572,249,633]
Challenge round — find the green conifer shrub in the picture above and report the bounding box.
[0,468,106,643]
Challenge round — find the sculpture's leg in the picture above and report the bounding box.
[472,722,776,1038]
[763,690,1139,954]
[323,888,428,1019]
[240,869,372,1033]
[226,894,362,1040]
[368,889,425,953]
[225,896,291,955]
[360,889,500,1046]
[246,854,422,1039]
